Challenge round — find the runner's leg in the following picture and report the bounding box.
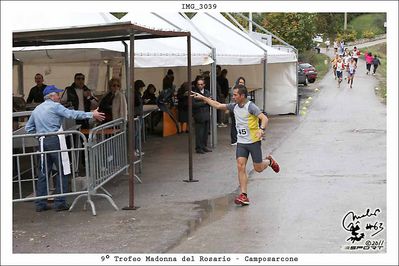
[237,157,248,194]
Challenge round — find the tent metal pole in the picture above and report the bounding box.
[184,33,198,183]
[225,12,248,33]
[123,33,139,210]
[263,52,267,112]
[17,62,24,97]
[122,41,129,94]
[180,12,214,49]
[249,12,253,32]
[211,48,217,147]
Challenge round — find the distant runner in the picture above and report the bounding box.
[347,58,357,89]
[336,56,346,88]
[191,84,280,206]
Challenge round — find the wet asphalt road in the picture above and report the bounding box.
[168,50,387,253]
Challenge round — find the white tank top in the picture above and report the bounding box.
[227,101,262,144]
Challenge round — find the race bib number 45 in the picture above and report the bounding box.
[238,128,248,136]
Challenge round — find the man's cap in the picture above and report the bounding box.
[43,85,63,96]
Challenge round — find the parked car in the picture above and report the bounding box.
[298,63,318,83]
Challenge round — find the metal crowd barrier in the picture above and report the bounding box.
[70,118,128,215]
[13,130,88,203]
[12,118,130,216]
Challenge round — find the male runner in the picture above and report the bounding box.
[191,84,280,206]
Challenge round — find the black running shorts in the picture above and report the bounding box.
[236,141,262,163]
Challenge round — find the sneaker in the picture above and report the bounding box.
[55,203,70,212]
[231,142,237,146]
[218,123,227,128]
[266,155,280,173]
[234,193,250,206]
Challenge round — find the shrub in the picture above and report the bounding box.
[362,30,376,39]
[336,29,357,42]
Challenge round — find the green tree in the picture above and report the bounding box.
[223,12,251,30]
[314,13,344,40]
[261,13,317,52]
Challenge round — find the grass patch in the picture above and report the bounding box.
[299,50,331,81]
[359,43,386,103]
[348,13,386,39]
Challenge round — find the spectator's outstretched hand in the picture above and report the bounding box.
[92,108,105,121]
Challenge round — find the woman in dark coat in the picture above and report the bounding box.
[177,82,190,133]
[142,84,157,105]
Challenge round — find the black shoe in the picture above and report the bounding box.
[36,205,51,212]
[196,150,205,154]
[55,204,70,212]
[202,147,212,152]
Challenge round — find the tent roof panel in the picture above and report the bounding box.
[192,13,297,64]
[13,22,189,47]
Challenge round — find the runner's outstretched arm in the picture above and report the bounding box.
[191,92,228,110]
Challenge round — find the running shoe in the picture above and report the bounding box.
[234,193,250,206]
[266,155,280,173]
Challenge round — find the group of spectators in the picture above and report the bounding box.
[25,73,126,129]
[22,65,242,156]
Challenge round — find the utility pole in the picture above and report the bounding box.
[248,12,252,32]
[344,12,347,30]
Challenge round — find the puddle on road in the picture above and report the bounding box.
[166,192,238,252]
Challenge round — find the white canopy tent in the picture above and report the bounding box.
[12,11,213,97]
[119,12,212,68]
[190,12,298,115]
[12,11,126,96]
[13,11,297,114]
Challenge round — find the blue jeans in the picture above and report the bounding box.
[36,136,68,209]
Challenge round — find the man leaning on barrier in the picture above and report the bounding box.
[25,85,105,212]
